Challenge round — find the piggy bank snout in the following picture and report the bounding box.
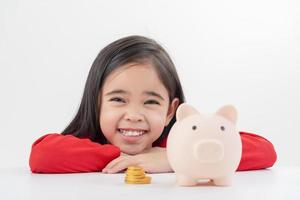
[193,140,224,163]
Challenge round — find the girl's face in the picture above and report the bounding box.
[99,62,179,155]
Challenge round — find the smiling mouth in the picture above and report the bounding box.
[118,129,148,137]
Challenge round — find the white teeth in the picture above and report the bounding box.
[119,129,146,137]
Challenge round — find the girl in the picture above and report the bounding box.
[29,35,277,173]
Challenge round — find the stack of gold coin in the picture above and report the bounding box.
[125,166,151,184]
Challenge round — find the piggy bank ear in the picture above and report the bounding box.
[176,103,200,121]
[216,105,238,124]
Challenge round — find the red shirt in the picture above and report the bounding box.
[29,131,277,173]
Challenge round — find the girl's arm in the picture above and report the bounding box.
[237,131,277,171]
[29,134,120,173]
[102,131,277,173]
[102,147,172,173]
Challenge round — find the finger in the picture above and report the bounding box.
[102,158,123,172]
[107,159,133,174]
[120,152,129,156]
[102,156,125,173]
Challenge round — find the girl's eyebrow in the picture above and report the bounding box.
[105,89,165,101]
[143,91,165,101]
[105,89,127,96]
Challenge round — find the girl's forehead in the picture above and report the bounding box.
[104,63,157,85]
[106,62,152,80]
[101,62,169,96]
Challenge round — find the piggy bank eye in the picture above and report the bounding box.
[192,125,197,130]
[220,126,225,131]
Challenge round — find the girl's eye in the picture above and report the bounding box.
[109,97,125,103]
[145,100,160,105]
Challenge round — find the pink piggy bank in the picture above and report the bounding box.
[167,103,242,186]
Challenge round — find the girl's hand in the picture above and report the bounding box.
[101,147,173,173]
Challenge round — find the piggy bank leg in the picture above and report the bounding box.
[213,176,232,186]
[176,174,198,186]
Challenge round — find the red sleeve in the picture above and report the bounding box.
[237,131,277,171]
[159,132,277,171]
[29,133,121,173]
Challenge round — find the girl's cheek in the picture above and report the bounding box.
[100,108,121,134]
[101,109,120,125]
[148,111,167,131]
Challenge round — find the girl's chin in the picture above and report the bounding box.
[120,144,148,155]
[116,133,150,155]
[121,147,143,155]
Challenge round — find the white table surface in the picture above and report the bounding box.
[0,166,299,200]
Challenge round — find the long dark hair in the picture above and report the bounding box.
[62,35,185,145]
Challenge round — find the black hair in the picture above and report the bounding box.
[62,35,185,146]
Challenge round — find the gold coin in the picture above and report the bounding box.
[126,176,145,179]
[125,166,151,184]
[126,169,144,172]
[125,174,145,178]
[125,171,145,176]
[125,176,151,180]
[126,172,144,177]
[125,176,151,182]
[125,178,151,184]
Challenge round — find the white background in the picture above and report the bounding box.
[0,0,299,168]
[2,167,300,199]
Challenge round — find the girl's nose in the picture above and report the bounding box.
[124,108,144,122]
